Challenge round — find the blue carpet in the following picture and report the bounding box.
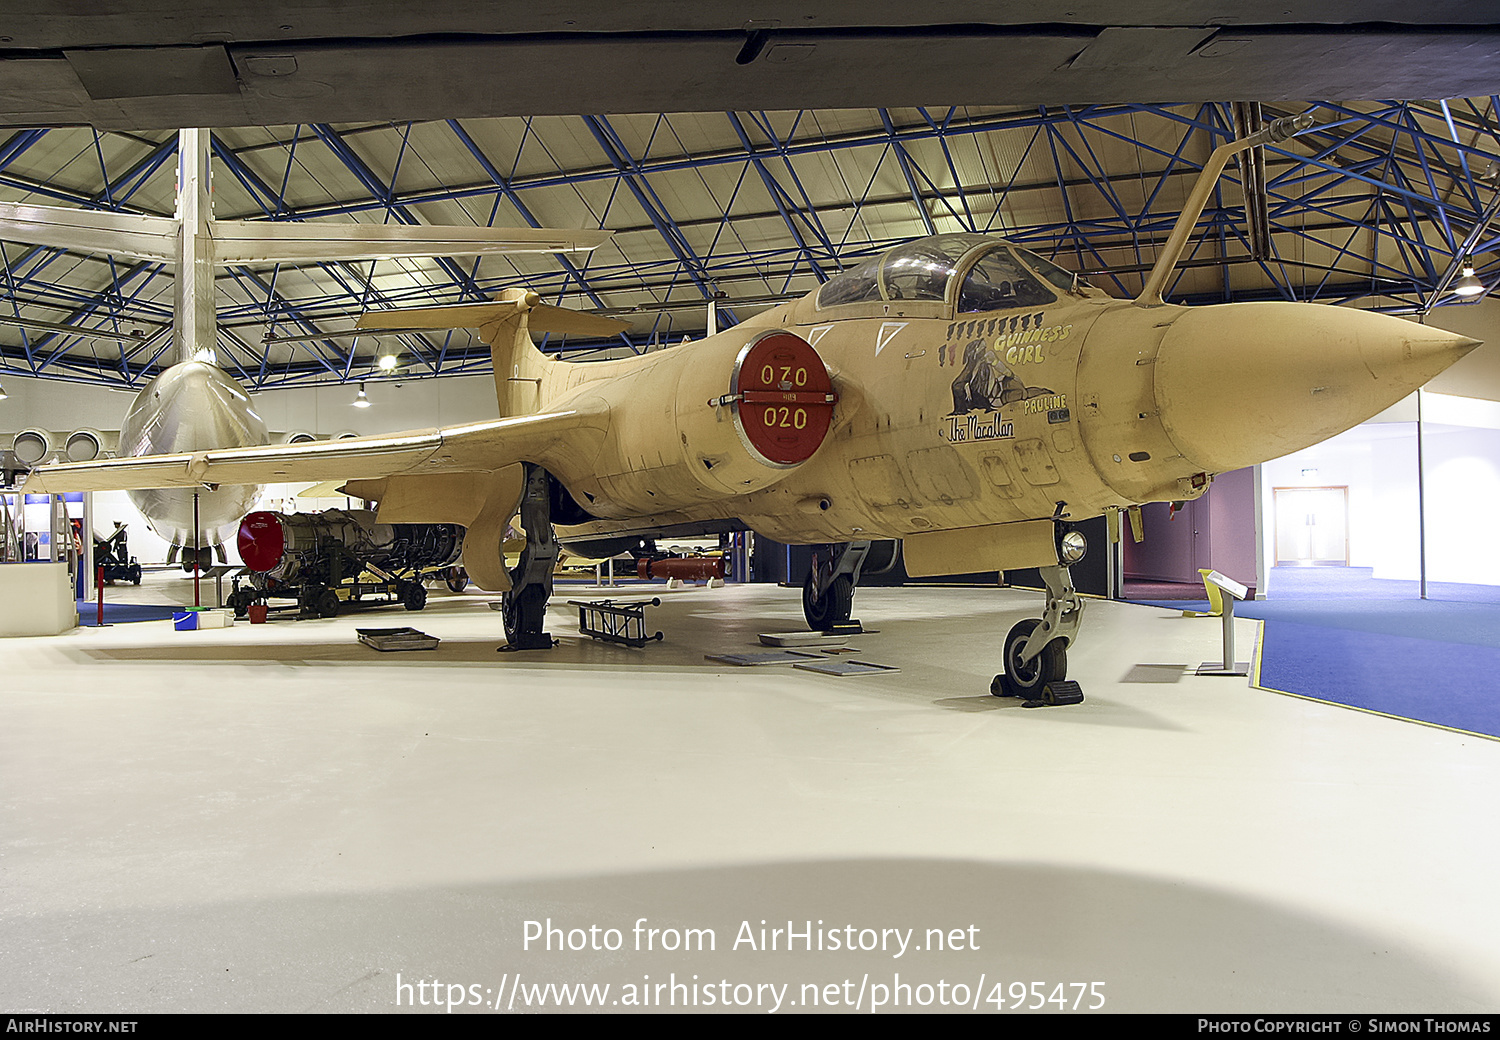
[76,601,179,626]
[1129,567,1500,739]
[1256,620,1500,737]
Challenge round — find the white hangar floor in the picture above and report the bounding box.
[2,580,1497,1014]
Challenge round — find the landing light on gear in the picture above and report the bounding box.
[1059,529,1087,565]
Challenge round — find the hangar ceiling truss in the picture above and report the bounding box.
[0,97,1498,391]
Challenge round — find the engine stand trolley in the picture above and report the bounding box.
[568,598,664,648]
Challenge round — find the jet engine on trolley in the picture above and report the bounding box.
[230,508,465,618]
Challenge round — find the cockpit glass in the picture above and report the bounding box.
[958,248,1056,312]
[1013,247,1090,294]
[878,233,990,303]
[817,233,995,310]
[815,255,883,308]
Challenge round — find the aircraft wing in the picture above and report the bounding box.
[211,223,614,264]
[0,201,178,261]
[22,404,608,495]
[0,198,613,265]
[356,299,631,338]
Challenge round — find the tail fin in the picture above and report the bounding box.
[355,290,629,417]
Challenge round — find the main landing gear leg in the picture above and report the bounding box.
[991,564,1086,706]
[803,540,871,631]
[500,464,558,651]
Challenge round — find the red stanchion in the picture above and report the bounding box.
[96,565,104,626]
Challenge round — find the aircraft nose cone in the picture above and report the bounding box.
[1154,303,1479,472]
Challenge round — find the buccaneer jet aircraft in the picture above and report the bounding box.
[26,116,1479,704]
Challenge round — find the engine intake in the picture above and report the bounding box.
[726,331,838,467]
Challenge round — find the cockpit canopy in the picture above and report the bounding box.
[815,232,1086,314]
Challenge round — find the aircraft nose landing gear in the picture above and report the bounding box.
[802,540,873,631]
[991,563,1086,707]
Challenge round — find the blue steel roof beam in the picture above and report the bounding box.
[1039,112,1090,279]
[1207,105,1242,300]
[657,151,772,317]
[1051,106,1147,281]
[1304,100,1500,175]
[1459,97,1500,155]
[90,130,116,209]
[581,114,730,319]
[207,131,304,385]
[916,108,979,233]
[273,125,301,219]
[745,111,843,268]
[1245,212,1301,303]
[459,193,506,313]
[1371,194,1430,290]
[1266,152,1389,202]
[3,135,179,301]
[1257,138,1449,224]
[895,141,978,233]
[0,348,161,386]
[226,260,446,383]
[1254,178,1440,263]
[1268,194,1439,280]
[211,138,288,219]
[697,158,754,278]
[1396,103,1461,255]
[445,118,636,353]
[830,150,895,254]
[867,110,974,234]
[309,123,488,302]
[1157,101,1417,191]
[0,129,49,174]
[724,113,832,284]
[277,105,1154,228]
[1311,197,1384,300]
[0,247,38,373]
[221,266,350,383]
[1067,105,1207,258]
[1058,107,1134,227]
[582,114,710,287]
[979,120,1046,232]
[1285,111,1493,228]
[241,238,450,378]
[1375,123,1445,289]
[878,109,937,237]
[27,262,169,371]
[1417,100,1481,212]
[0,141,181,367]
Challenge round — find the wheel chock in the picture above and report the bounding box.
[497,632,557,651]
[1021,680,1085,708]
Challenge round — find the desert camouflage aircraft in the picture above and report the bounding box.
[26,115,1479,703]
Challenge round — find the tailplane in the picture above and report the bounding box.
[355,291,628,417]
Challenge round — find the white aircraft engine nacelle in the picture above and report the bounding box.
[63,428,105,463]
[12,429,52,466]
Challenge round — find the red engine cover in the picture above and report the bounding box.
[730,331,836,467]
[237,511,286,573]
